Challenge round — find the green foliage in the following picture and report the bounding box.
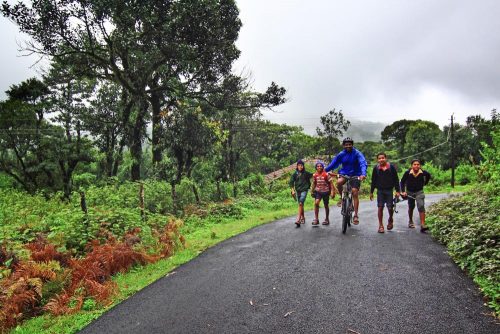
[427,188,500,314]
[478,126,500,184]
[427,131,500,315]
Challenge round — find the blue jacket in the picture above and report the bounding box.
[325,147,368,176]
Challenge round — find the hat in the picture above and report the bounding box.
[315,160,325,168]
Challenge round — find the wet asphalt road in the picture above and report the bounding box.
[79,193,499,334]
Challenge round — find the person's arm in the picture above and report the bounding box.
[370,166,376,201]
[357,151,368,179]
[310,175,317,197]
[325,153,341,173]
[423,170,431,186]
[392,165,401,196]
[328,175,336,198]
[400,170,408,194]
[289,173,295,189]
[370,166,377,194]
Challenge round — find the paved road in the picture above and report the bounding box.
[80,194,499,334]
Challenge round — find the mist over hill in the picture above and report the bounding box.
[344,120,387,142]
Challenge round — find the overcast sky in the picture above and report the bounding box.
[1,0,499,134]
[234,0,500,133]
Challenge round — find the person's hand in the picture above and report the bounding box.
[328,171,338,178]
[369,193,374,201]
[395,192,400,199]
[359,175,366,181]
[330,191,335,199]
[401,192,407,197]
[311,191,315,198]
[291,189,295,196]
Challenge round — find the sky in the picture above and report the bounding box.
[1,0,499,134]
[233,0,500,133]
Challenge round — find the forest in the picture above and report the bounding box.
[0,0,498,332]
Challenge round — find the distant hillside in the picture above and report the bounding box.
[344,120,386,142]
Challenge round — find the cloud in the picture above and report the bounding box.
[235,0,500,130]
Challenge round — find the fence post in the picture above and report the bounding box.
[79,191,88,215]
[139,182,145,221]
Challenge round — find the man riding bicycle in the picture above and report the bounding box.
[325,137,368,225]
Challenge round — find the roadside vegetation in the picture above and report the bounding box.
[427,127,500,316]
[0,0,499,332]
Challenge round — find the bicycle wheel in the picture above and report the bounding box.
[342,214,349,234]
[342,198,351,234]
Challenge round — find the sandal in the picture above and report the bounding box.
[312,219,319,226]
[353,215,359,225]
[322,220,330,225]
[387,218,394,230]
[378,225,385,233]
[420,226,429,233]
[300,217,305,224]
[295,221,301,228]
[408,221,415,229]
[336,200,342,207]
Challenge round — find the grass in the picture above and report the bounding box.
[10,183,470,333]
[11,197,309,334]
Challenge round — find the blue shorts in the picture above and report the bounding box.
[314,191,330,205]
[377,189,394,208]
[296,191,308,204]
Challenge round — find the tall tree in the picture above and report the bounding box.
[380,119,417,155]
[0,78,55,193]
[403,121,443,164]
[2,0,243,180]
[316,108,350,158]
[44,66,94,198]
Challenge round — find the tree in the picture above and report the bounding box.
[2,0,243,180]
[0,78,54,193]
[44,67,94,198]
[316,108,350,158]
[82,82,129,178]
[403,121,443,165]
[160,100,218,206]
[380,119,417,155]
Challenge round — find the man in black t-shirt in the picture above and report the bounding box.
[400,159,432,232]
[370,153,400,233]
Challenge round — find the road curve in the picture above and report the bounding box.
[79,193,499,334]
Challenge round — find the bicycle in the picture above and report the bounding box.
[392,193,416,214]
[338,175,359,234]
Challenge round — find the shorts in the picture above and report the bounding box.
[296,191,308,204]
[408,190,425,212]
[377,189,394,208]
[340,177,361,190]
[314,191,330,205]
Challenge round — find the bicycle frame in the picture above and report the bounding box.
[339,175,358,233]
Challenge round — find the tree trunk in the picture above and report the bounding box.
[130,100,148,181]
[171,181,178,212]
[216,179,222,201]
[151,90,163,165]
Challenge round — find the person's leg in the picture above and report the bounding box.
[408,195,416,228]
[387,206,394,228]
[376,190,384,228]
[416,191,427,230]
[336,177,345,206]
[352,187,359,217]
[323,195,330,224]
[313,198,320,224]
[377,207,384,232]
[299,191,307,223]
[386,191,394,230]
